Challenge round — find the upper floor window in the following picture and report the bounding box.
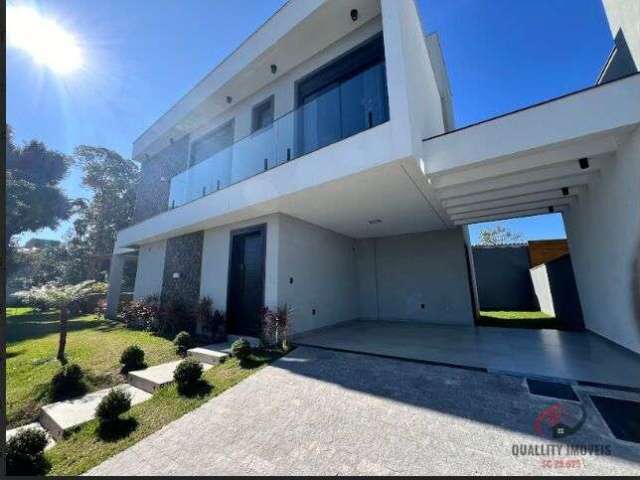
[296,33,389,156]
[190,120,234,166]
[252,96,274,133]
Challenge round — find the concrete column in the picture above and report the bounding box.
[106,254,125,318]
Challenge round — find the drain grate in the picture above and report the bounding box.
[526,378,579,401]
[590,395,640,444]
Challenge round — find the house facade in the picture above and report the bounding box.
[107,0,640,355]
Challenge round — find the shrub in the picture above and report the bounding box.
[231,338,252,359]
[196,297,227,342]
[6,427,50,475]
[173,358,203,392]
[95,297,108,320]
[120,345,145,372]
[173,331,195,356]
[96,389,132,424]
[260,305,293,351]
[50,363,85,400]
[160,298,196,336]
[121,296,160,331]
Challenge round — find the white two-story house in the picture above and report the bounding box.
[107,0,640,366]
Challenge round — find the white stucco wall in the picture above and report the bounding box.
[602,0,640,68]
[381,0,445,158]
[530,264,555,317]
[199,214,280,311]
[356,228,475,325]
[277,215,358,335]
[564,126,640,353]
[133,239,167,300]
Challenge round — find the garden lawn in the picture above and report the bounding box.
[45,351,282,476]
[478,310,559,329]
[7,309,179,428]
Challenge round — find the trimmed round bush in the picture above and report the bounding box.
[230,338,252,360]
[96,389,132,424]
[173,358,203,391]
[120,345,145,372]
[6,427,49,475]
[50,363,85,400]
[173,331,195,356]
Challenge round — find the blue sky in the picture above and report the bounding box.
[7,0,613,244]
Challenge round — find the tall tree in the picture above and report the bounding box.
[5,125,72,279]
[66,146,140,281]
[5,126,72,242]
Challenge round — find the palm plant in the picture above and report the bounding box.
[15,281,105,362]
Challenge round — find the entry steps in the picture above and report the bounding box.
[39,384,151,439]
[187,336,261,365]
[128,360,213,393]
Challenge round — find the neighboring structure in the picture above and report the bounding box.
[472,244,538,311]
[108,0,640,355]
[527,239,569,268]
[530,254,584,330]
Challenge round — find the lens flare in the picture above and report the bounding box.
[7,5,83,74]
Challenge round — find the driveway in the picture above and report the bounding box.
[87,347,640,475]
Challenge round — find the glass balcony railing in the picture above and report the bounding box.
[168,62,389,209]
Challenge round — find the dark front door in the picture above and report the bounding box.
[227,226,266,336]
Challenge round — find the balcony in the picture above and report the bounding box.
[168,62,389,210]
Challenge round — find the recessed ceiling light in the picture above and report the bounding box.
[368,219,382,225]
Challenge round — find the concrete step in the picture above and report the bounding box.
[39,384,151,440]
[187,345,229,365]
[128,360,213,394]
[187,336,261,364]
[6,422,56,450]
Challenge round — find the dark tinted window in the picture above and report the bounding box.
[252,97,274,132]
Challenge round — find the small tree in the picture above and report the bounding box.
[14,280,105,362]
[477,224,524,246]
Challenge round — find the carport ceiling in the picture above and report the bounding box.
[277,163,446,238]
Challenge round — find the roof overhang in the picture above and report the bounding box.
[133,0,381,161]
[422,73,640,225]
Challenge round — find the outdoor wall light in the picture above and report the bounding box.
[578,157,589,169]
[368,219,382,225]
[350,9,358,22]
[226,96,232,104]
[270,64,277,74]
[562,187,569,196]
[548,206,555,213]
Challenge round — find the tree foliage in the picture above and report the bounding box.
[5,125,71,241]
[14,281,107,361]
[65,146,140,282]
[478,224,524,246]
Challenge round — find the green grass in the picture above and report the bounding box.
[45,350,282,476]
[478,310,558,329]
[480,310,553,320]
[7,309,180,428]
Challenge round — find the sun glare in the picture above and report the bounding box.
[7,5,83,74]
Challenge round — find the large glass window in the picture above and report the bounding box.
[296,34,389,155]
